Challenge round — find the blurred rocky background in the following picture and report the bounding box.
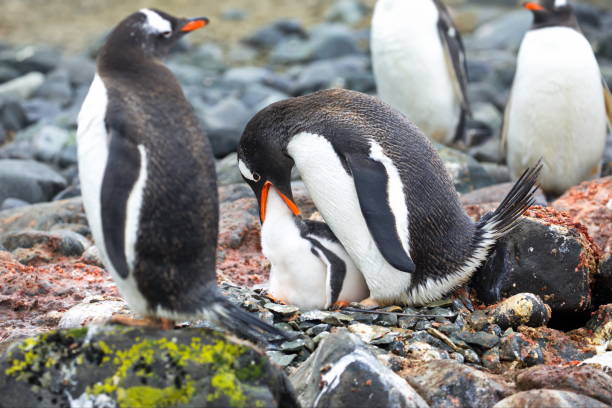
[0,0,611,407]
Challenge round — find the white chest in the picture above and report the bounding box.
[287,132,411,303]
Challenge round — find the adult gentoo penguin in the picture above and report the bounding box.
[503,0,612,196]
[237,89,541,306]
[77,9,282,338]
[257,184,368,310]
[370,0,470,145]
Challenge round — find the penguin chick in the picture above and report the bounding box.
[503,0,610,196]
[371,0,470,145]
[259,184,369,310]
[238,89,542,307]
[77,8,284,339]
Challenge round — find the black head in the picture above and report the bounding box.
[237,105,299,223]
[100,8,209,60]
[523,0,578,29]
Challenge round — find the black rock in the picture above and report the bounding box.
[593,252,612,306]
[0,98,29,132]
[290,330,428,407]
[499,332,543,366]
[454,331,500,349]
[33,69,73,107]
[471,216,596,314]
[0,159,67,204]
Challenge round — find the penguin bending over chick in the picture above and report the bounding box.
[238,89,541,307]
[371,0,470,145]
[503,0,611,196]
[77,9,283,338]
[257,184,369,310]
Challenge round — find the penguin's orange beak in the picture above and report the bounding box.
[523,2,546,11]
[181,17,209,32]
[260,181,300,222]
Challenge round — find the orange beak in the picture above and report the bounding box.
[523,2,546,11]
[181,18,209,32]
[260,181,301,222]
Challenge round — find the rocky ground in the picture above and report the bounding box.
[1,0,612,407]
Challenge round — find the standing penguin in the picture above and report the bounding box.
[77,9,282,338]
[256,183,368,310]
[238,89,541,307]
[503,0,612,196]
[371,0,470,145]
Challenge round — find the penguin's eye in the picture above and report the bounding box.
[253,172,261,182]
[160,31,172,38]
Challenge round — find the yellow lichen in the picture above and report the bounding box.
[115,382,196,408]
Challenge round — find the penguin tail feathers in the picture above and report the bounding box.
[212,295,289,341]
[473,159,542,252]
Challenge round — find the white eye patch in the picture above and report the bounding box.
[238,159,258,181]
[139,8,172,34]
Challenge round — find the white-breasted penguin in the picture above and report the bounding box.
[256,183,369,310]
[371,0,470,145]
[238,89,541,307]
[77,9,283,338]
[503,0,612,196]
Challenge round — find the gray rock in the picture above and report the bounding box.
[516,365,612,406]
[499,332,543,366]
[32,125,69,162]
[0,72,44,100]
[2,229,90,258]
[81,245,104,267]
[471,215,597,315]
[402,359,512,408]
[291,55,371,95]
[0,197,86,235]
[269,38,313,65]
[309,24,362,61]
[221,8,248,21]
[454,331,500,349]
[324,0,367,25]
[0,45,61,74]
[291,330,429,408]
[0,197,29,210]
[202,97,252,158]
[0,65,20,83]
[461,181,547,206]
[241,82,289,109]
[0,98,29,132]
[21,98,62,123]
[434,143,495,193]
[0,326,299,408]
[215,152,243,185]
[470,10,532,51]
[173,43,225,73]
[0,159,67,204]
[227,44,259,64]
[57,55,96,88]
[243,19,307,49]
[493,390,609,408]
[267,350,298,367]
[32,69,73,107]
[222,66,273,85]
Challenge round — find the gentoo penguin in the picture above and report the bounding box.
[371,0,470,145]
[503,0,611,196]
[257,184,369,310]
[238,89,541,307]
[77,9,282,338]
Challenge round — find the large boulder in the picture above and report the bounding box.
[0,326,298,408]
[471,206,600,315]
[290,330,429,408]
[0,159,67,204]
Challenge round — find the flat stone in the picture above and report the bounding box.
[267,350,297,367]
[493,390,609,408]
[455,331,500,349]
[264,302,300,316]
[58,297,129,329]
[348,322,391,343]
[0,72,44,100]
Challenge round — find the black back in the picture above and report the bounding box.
[529,1,580,31]
[239,89,477,290]
[98,11,218,314]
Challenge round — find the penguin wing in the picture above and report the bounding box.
[345,153,416,274]
[100,128,142,278]
[433,0,470,115]
[604,78,612,129]
[307,238,346,308]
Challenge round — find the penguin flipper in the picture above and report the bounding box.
[603,78,612,129]
[100,128,142,278]
[433,0,470,115]
[308,238,346,308]
[345,154,416,274]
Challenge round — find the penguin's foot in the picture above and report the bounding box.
[330,301,350,310]
[111,315,176,330]
[358,297,380,308]
[264,293,287,305]
[449,287,475,312]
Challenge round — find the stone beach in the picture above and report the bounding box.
[1,0,612,407]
